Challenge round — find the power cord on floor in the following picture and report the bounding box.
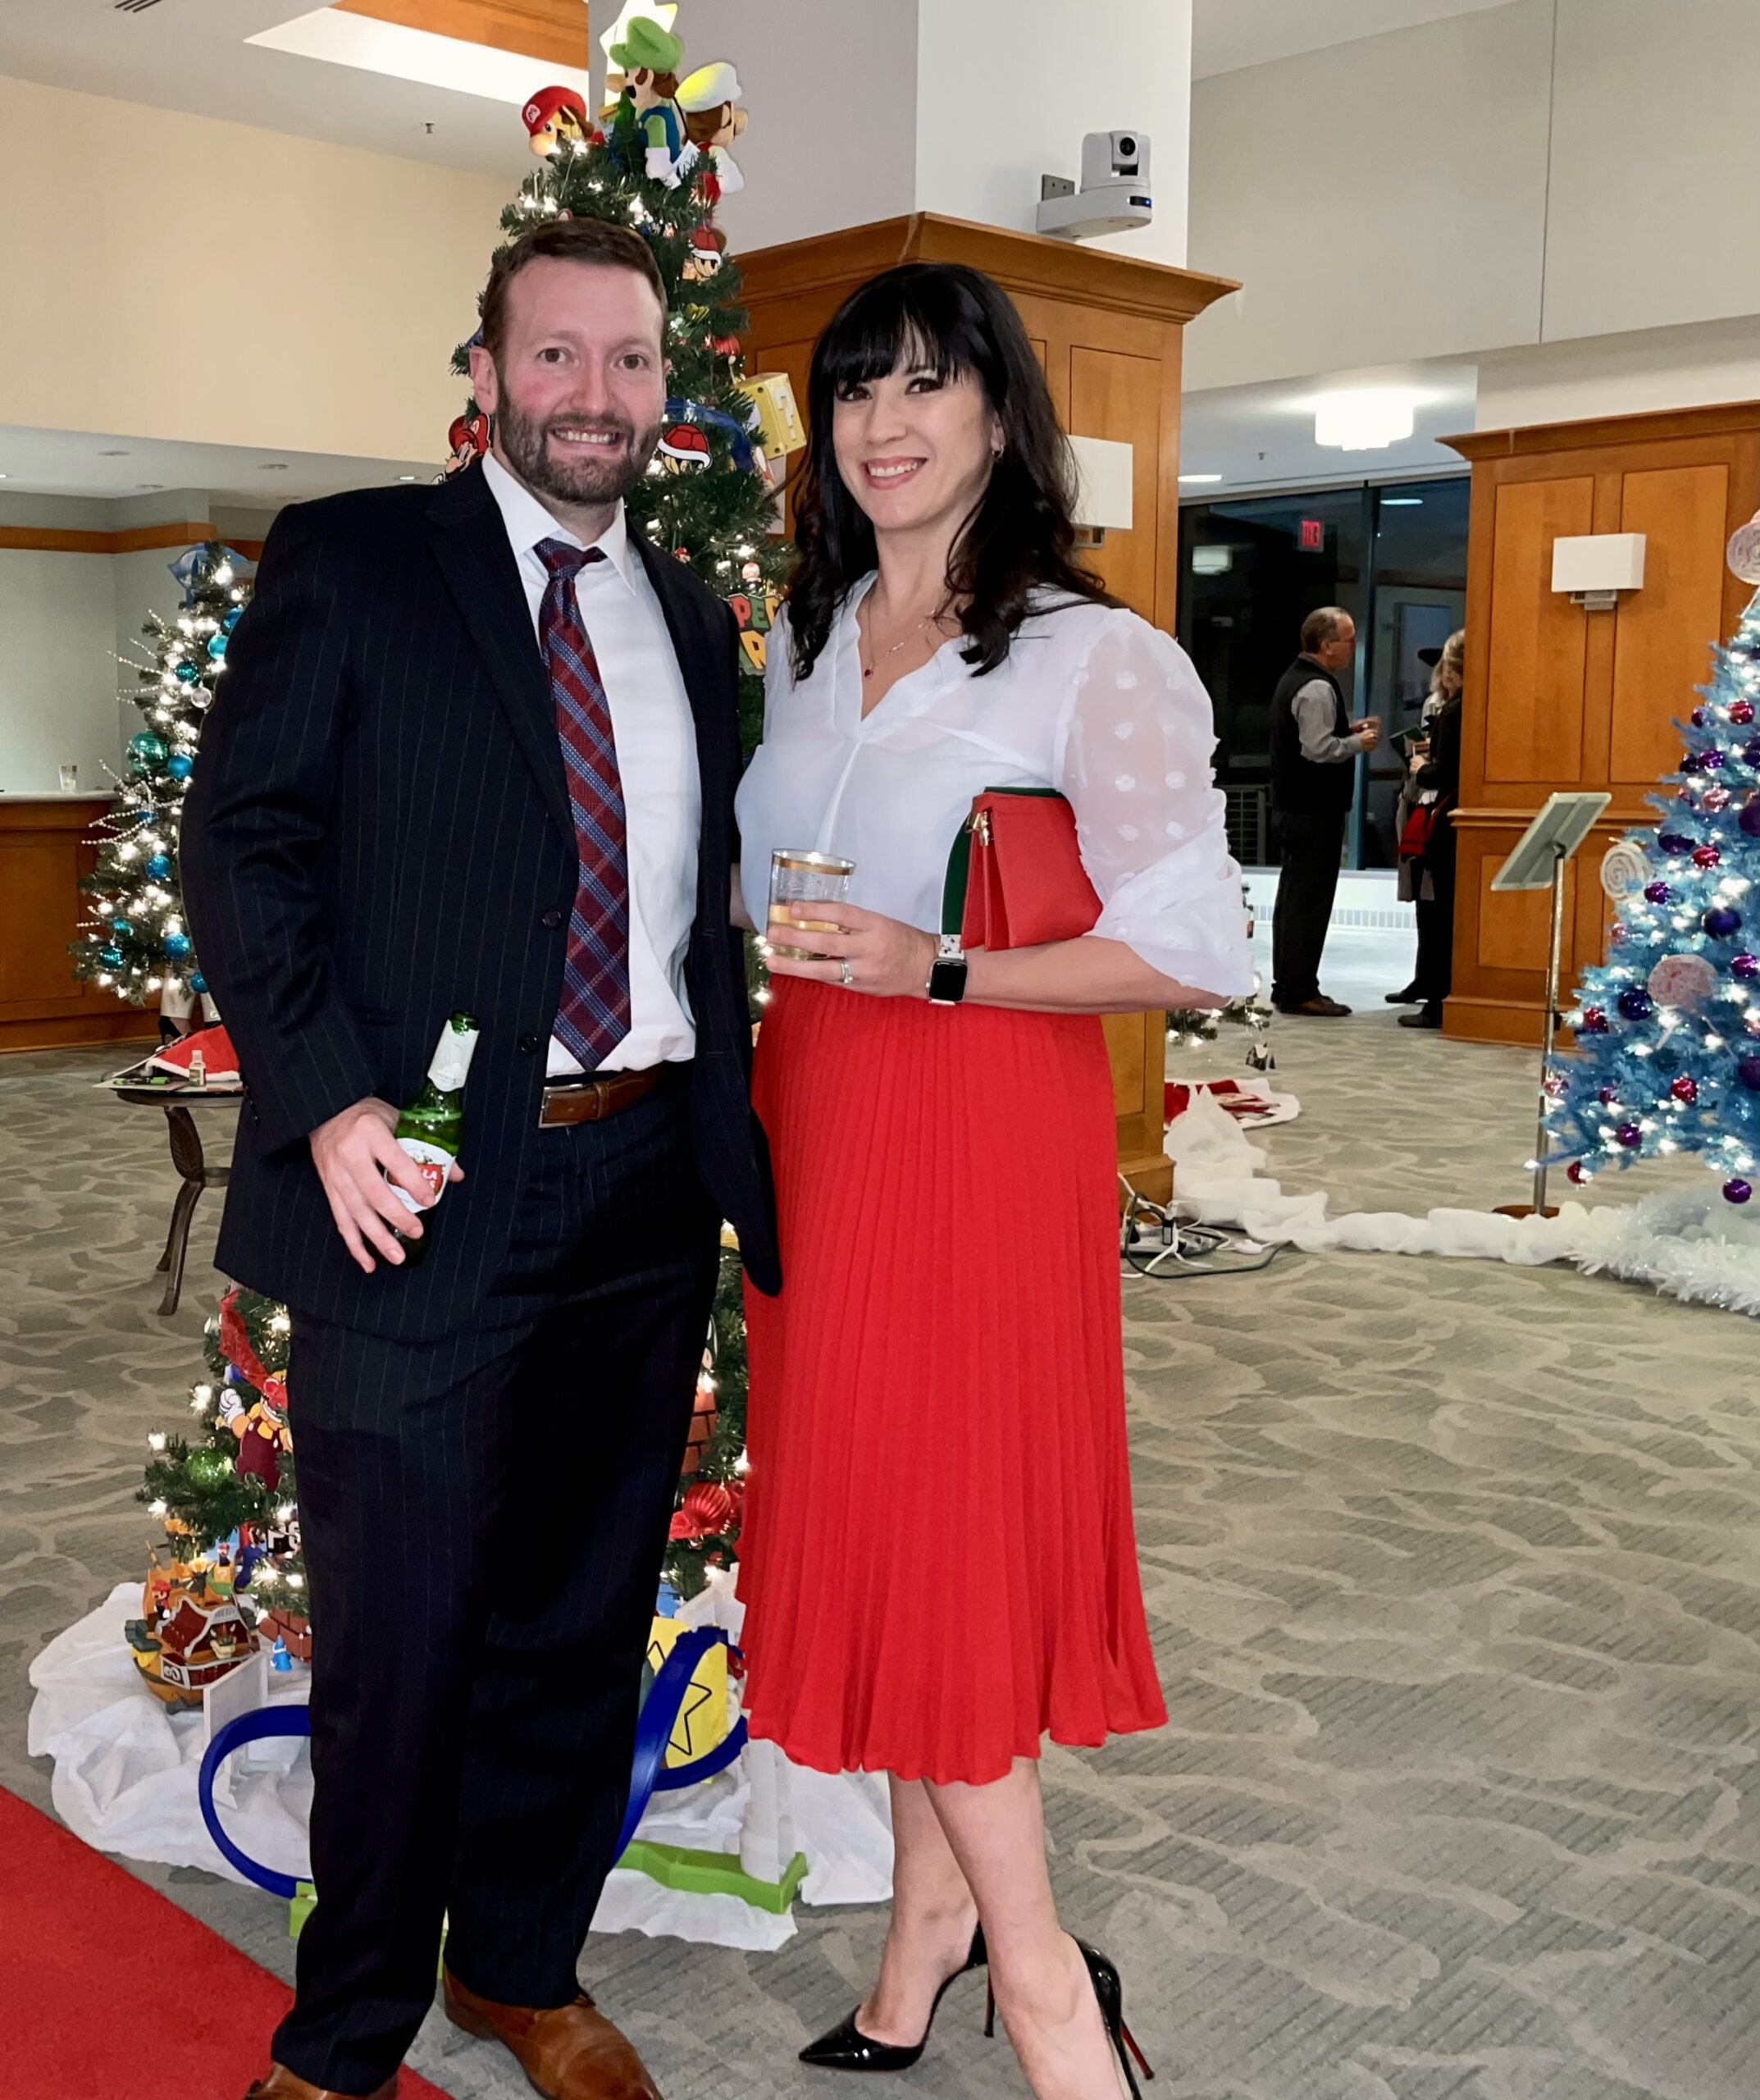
[1119,1177,1281,1281]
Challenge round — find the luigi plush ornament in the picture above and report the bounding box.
[609,15,690,188]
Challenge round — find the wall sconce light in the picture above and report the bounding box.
[1067,435,1134,546]
[1551,532,1646,612]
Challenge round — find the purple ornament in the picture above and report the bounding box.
[1703,748,1726,770]
[1598,1084,1618,1104]
[1740,801,1760,838]
[1705,907,1743,938]
[1744,739,1760,766]
[1733,952,1760,980]
[1657,833,1695,854]
[1616,1123,1644,1148]
[1680,753,1702,775]
[1738,1055,1760,1090]
[1616,985,1655,1021]
[1692,707,1708,728]
[1725,1179,1753,1205]
[1644,881,1671,905]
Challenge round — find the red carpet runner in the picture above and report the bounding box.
[0,1787,451,2100]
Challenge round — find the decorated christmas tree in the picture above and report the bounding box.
[128,1285,308,1701]
[1548,518,1760,1206]
[451,20,798,755]
[71,541,249,1024]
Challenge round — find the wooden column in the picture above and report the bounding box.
[1443,402,1760,1045]
[737,212,1238,1199]
[0,797,158,1054]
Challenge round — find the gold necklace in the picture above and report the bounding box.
[860,602,948,681]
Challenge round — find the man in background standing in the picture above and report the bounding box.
[1268,606,1379,1016]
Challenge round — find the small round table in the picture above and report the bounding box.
[112,1084,242,1314]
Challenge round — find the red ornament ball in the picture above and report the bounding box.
[1598,1085,1618,1104]
[1670,1075,1698,1104]
[1578,1007,1608,1034]
[1694,845,1722,869]
[1731,700,1756,725]
[1566,1161,1589,1185]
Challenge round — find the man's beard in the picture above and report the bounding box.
[495,388,662,509]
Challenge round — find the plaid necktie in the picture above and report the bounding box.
[536,537,631,1069]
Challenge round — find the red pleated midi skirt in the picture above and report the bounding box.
[738,975,1169,1786]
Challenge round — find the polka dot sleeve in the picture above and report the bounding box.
[1056,608,1255,1000]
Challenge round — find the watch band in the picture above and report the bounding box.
[927,933,969,1007]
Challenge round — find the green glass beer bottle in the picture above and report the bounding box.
[391,1011,479,1268]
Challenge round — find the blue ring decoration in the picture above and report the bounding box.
[196,1628,749,1898]
[614,1627,748,1859]
[198,1705,312,1899]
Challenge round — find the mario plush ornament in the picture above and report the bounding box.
[445,406,490,477]
[681,224,726,285]
[658,423,712,474]
[677,61,747,202]
[522,84,595,159]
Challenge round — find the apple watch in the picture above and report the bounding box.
[927,934,969,1006]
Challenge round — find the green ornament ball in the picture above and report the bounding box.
[185,1448,235,1490]
[127,731,169,777]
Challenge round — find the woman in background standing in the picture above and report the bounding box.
[1397,628,1465,1029]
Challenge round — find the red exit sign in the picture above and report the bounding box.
[1298,518,1325,551]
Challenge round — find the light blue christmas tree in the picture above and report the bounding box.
[1548,528,1760,1208]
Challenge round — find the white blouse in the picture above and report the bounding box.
[736,580,1254,999]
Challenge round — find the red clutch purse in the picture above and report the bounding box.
[942,788,1101,949]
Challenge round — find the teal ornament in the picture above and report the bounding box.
[207,634,227,660]
[174,660,201,684]
[98,945,123,967]
[167,754,194,781]
[189,974,207,994]
[146,853,171,879]
[111,918,130,938]
[127,731,168,774]
[165,932,192,959]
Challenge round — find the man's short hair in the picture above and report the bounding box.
[478,218,668,362]
[1301,605,1352,654]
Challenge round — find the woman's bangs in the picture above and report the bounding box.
[817,276,981,393]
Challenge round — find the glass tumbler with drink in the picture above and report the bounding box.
[767,849,855,962]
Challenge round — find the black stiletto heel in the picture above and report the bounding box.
[1074,1941,1155,2098]
[983,1978,996,2039]
[800,1923,987,2072]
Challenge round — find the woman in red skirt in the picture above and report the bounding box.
[734,262,1251,2100]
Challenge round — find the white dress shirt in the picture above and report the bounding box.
[736,580,1253,999]
[483,451,700,1074]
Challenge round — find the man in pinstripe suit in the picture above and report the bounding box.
[182,219,779,2100]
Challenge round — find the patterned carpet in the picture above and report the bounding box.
[4,997,1758,2100]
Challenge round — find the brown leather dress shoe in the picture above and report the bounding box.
[443,1968,662,2100]
[242,2067,398,2099]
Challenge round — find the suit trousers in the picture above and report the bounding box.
[1413,817,1459,1008]
[1271,809,1347,1007]
[272,1075,719,2094]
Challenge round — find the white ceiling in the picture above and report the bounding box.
[1192,0,1520,80]
[0,423,435,506]
[1177,359,1479,495]
[0,0,575,176]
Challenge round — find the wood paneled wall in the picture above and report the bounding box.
[0,799,157,1053]
[1443,403,1760,1044]
[736,213,1238,1195]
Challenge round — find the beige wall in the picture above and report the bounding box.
[1186,0,1760,399]
[0,73,508,462]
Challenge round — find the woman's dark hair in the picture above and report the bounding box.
[786,262,1116,681]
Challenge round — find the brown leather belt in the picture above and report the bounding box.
[538,1065,673,1128]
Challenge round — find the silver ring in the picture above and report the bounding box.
[840,958,855,988]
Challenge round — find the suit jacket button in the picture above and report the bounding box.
[518,1032,542,1055]
[541,908,563,929]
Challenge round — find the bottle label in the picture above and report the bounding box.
[393,1137,452,1213]
[427,1026,477,1093]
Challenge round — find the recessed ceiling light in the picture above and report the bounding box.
[1179,472,1223,485]
[398,473,418,482]
[1314,388,1417,450]
[1383,496,1424,506]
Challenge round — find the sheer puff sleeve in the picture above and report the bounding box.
[1057,609,1254,1001]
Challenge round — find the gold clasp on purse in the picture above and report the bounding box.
[971,809,991,845]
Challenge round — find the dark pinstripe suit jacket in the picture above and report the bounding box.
[180,460,780,1341]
